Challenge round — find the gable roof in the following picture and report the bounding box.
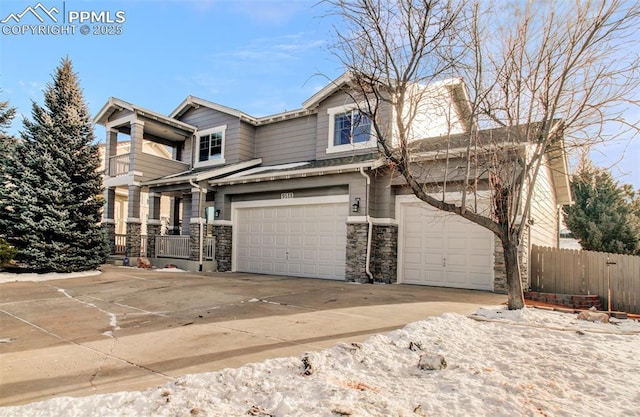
[169,96,317,127]
[408,123,572,205]
[302,73,472,131]
[94,97,196,133]
[302,72,353,109]
[170,96,257,123]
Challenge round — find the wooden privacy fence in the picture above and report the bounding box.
[530,245,640,314]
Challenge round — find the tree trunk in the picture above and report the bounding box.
[502,239,525,309]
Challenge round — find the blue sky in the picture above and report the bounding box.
[1,0,638,189]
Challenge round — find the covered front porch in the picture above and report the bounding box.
[105,184,219,272]
[95,97,221,270]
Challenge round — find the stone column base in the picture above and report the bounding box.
[372,224,398,283]
[104,222,116,255]
[214,225,232,272]
[146,223,161,258]
[126,222,141,258]
[346,223,369,283]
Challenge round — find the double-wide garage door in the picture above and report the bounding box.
[400,202,495,290]
[236,202,348,280]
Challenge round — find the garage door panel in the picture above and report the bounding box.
[236,202,347,280]
[403,267,423,282]
[425,239,444,249]
[401,202,494,290]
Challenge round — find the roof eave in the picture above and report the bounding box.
[209,159,379,187]
[302,72,352,109]
[170,96,258,125]
[93,97,133,125]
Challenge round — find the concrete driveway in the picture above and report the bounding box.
[0,265,505,406]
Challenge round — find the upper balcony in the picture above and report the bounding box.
[95,97,197,186]
[108,153,190,180]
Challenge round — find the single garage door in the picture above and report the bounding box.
[400,202,494,290]
[236,202,348,280]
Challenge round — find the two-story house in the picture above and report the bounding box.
[95,73,571,293]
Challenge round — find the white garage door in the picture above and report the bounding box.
[236,202,348,280]
[400,202,494,290]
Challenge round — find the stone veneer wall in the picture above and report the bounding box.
[346,223,369,283]
[146,223,161,258]
[104,222,116,255]
[214,225,232,272]
[189,223,201,261]
[346,223,398,284]
[371,224,398,283]
[126,222,141,257]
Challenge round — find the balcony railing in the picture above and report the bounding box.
[156,236,190,259]
[108,154,130,177]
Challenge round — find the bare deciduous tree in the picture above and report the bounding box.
[324,0,640,308]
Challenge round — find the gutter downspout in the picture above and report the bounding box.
[360,167,374,284]
[189,178,205,272]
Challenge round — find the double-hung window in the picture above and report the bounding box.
[195,125,226,167]
[327,104,375,153]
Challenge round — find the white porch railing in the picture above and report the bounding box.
[140,235,147,257]
[205,237,215,260]
[113,234,148,256]
[108,154,130,177]
[156,235,190,259]
[114,234,126,254]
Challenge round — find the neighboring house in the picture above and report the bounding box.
[95,73,571,293]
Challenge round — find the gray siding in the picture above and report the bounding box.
[238,121,256,161]
[135,153,190,182]
[255,116,317,165]
[178,107,242,164]
[107,108,133,124]
[314,90,392,160]
[183,135,193,166]
[315,91,356,160]
[371,171,395,218]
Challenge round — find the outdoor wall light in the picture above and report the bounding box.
[352,198,360,213]
[215,209,221,218]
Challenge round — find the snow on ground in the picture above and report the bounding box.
[0,270,101,284]
[1,306,638,417]
[0,267,188,283]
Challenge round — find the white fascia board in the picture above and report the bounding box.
[302,72,352,109]
[194,158,263,182]
[96,97,196,133]
[209,160,379,186]
[94,97,134,125]
[141,175,196,187]
[104,174,140,188]
[141,159,264,187]
[170,96,258,124]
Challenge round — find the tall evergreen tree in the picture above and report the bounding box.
[0,58,107,272]
[563,161,640,255]
[0,92,17,245]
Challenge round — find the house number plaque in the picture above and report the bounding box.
[280,192,295,199]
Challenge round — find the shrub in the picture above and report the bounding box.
[0,238,17,265]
